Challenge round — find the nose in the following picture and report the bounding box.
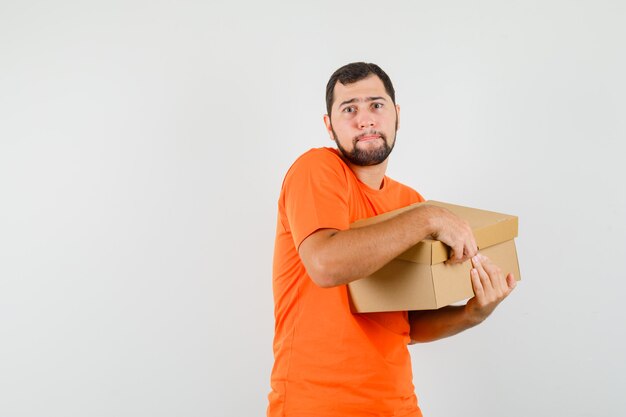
[356,114,375,129]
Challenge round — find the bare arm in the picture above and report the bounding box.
[298,204,477,288]
[409,254,517,343]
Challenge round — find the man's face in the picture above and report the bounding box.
[324,75,400,166]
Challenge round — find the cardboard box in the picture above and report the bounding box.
[347,201,521,312]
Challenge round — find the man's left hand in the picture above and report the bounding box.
[465,254,517,324]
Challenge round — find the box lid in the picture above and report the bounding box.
[350,200,518,265]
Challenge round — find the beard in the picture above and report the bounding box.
[332,127,396,166]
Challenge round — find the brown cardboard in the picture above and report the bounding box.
[347,201,521,312]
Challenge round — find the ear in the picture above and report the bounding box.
[395,104,401,131]
[323,114,334,141]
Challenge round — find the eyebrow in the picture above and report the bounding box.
[338,96,387,108]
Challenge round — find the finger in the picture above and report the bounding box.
[492,261,513,295]
[468,237,478,258]
[479,255,505,294]
[462,242,474,262]
[506,273,517,290]
[448,244,464,264]
[468,234,478,258]
[470,268,485,299]
[472,255,493,293]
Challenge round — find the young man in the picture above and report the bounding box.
[268,62,516,417]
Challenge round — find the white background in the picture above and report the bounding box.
[1,1,625,416]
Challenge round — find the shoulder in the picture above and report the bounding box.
[290,147,345,170]
[285,147,349,180]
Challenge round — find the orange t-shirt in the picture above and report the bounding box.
[268,148,425,417]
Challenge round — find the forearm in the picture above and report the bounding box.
[300,206,434,287]
[408,305,480,343]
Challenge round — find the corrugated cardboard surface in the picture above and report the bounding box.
[348,201,521,312]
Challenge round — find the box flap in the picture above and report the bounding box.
[431,260,474,308]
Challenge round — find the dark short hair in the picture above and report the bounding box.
[325,62,396,116]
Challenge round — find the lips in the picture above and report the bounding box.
[358,134,382,142]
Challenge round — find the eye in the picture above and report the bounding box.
[342,106,355,113]
[372,102,384,109]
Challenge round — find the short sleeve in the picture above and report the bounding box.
[282,149,351,249]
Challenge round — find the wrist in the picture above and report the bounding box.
[463,303,485,327]
[416,205,439,238]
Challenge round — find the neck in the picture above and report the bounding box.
[346,159,389,190]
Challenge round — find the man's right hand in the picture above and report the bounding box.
[421,205,478,264]
[299,202,479,288]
